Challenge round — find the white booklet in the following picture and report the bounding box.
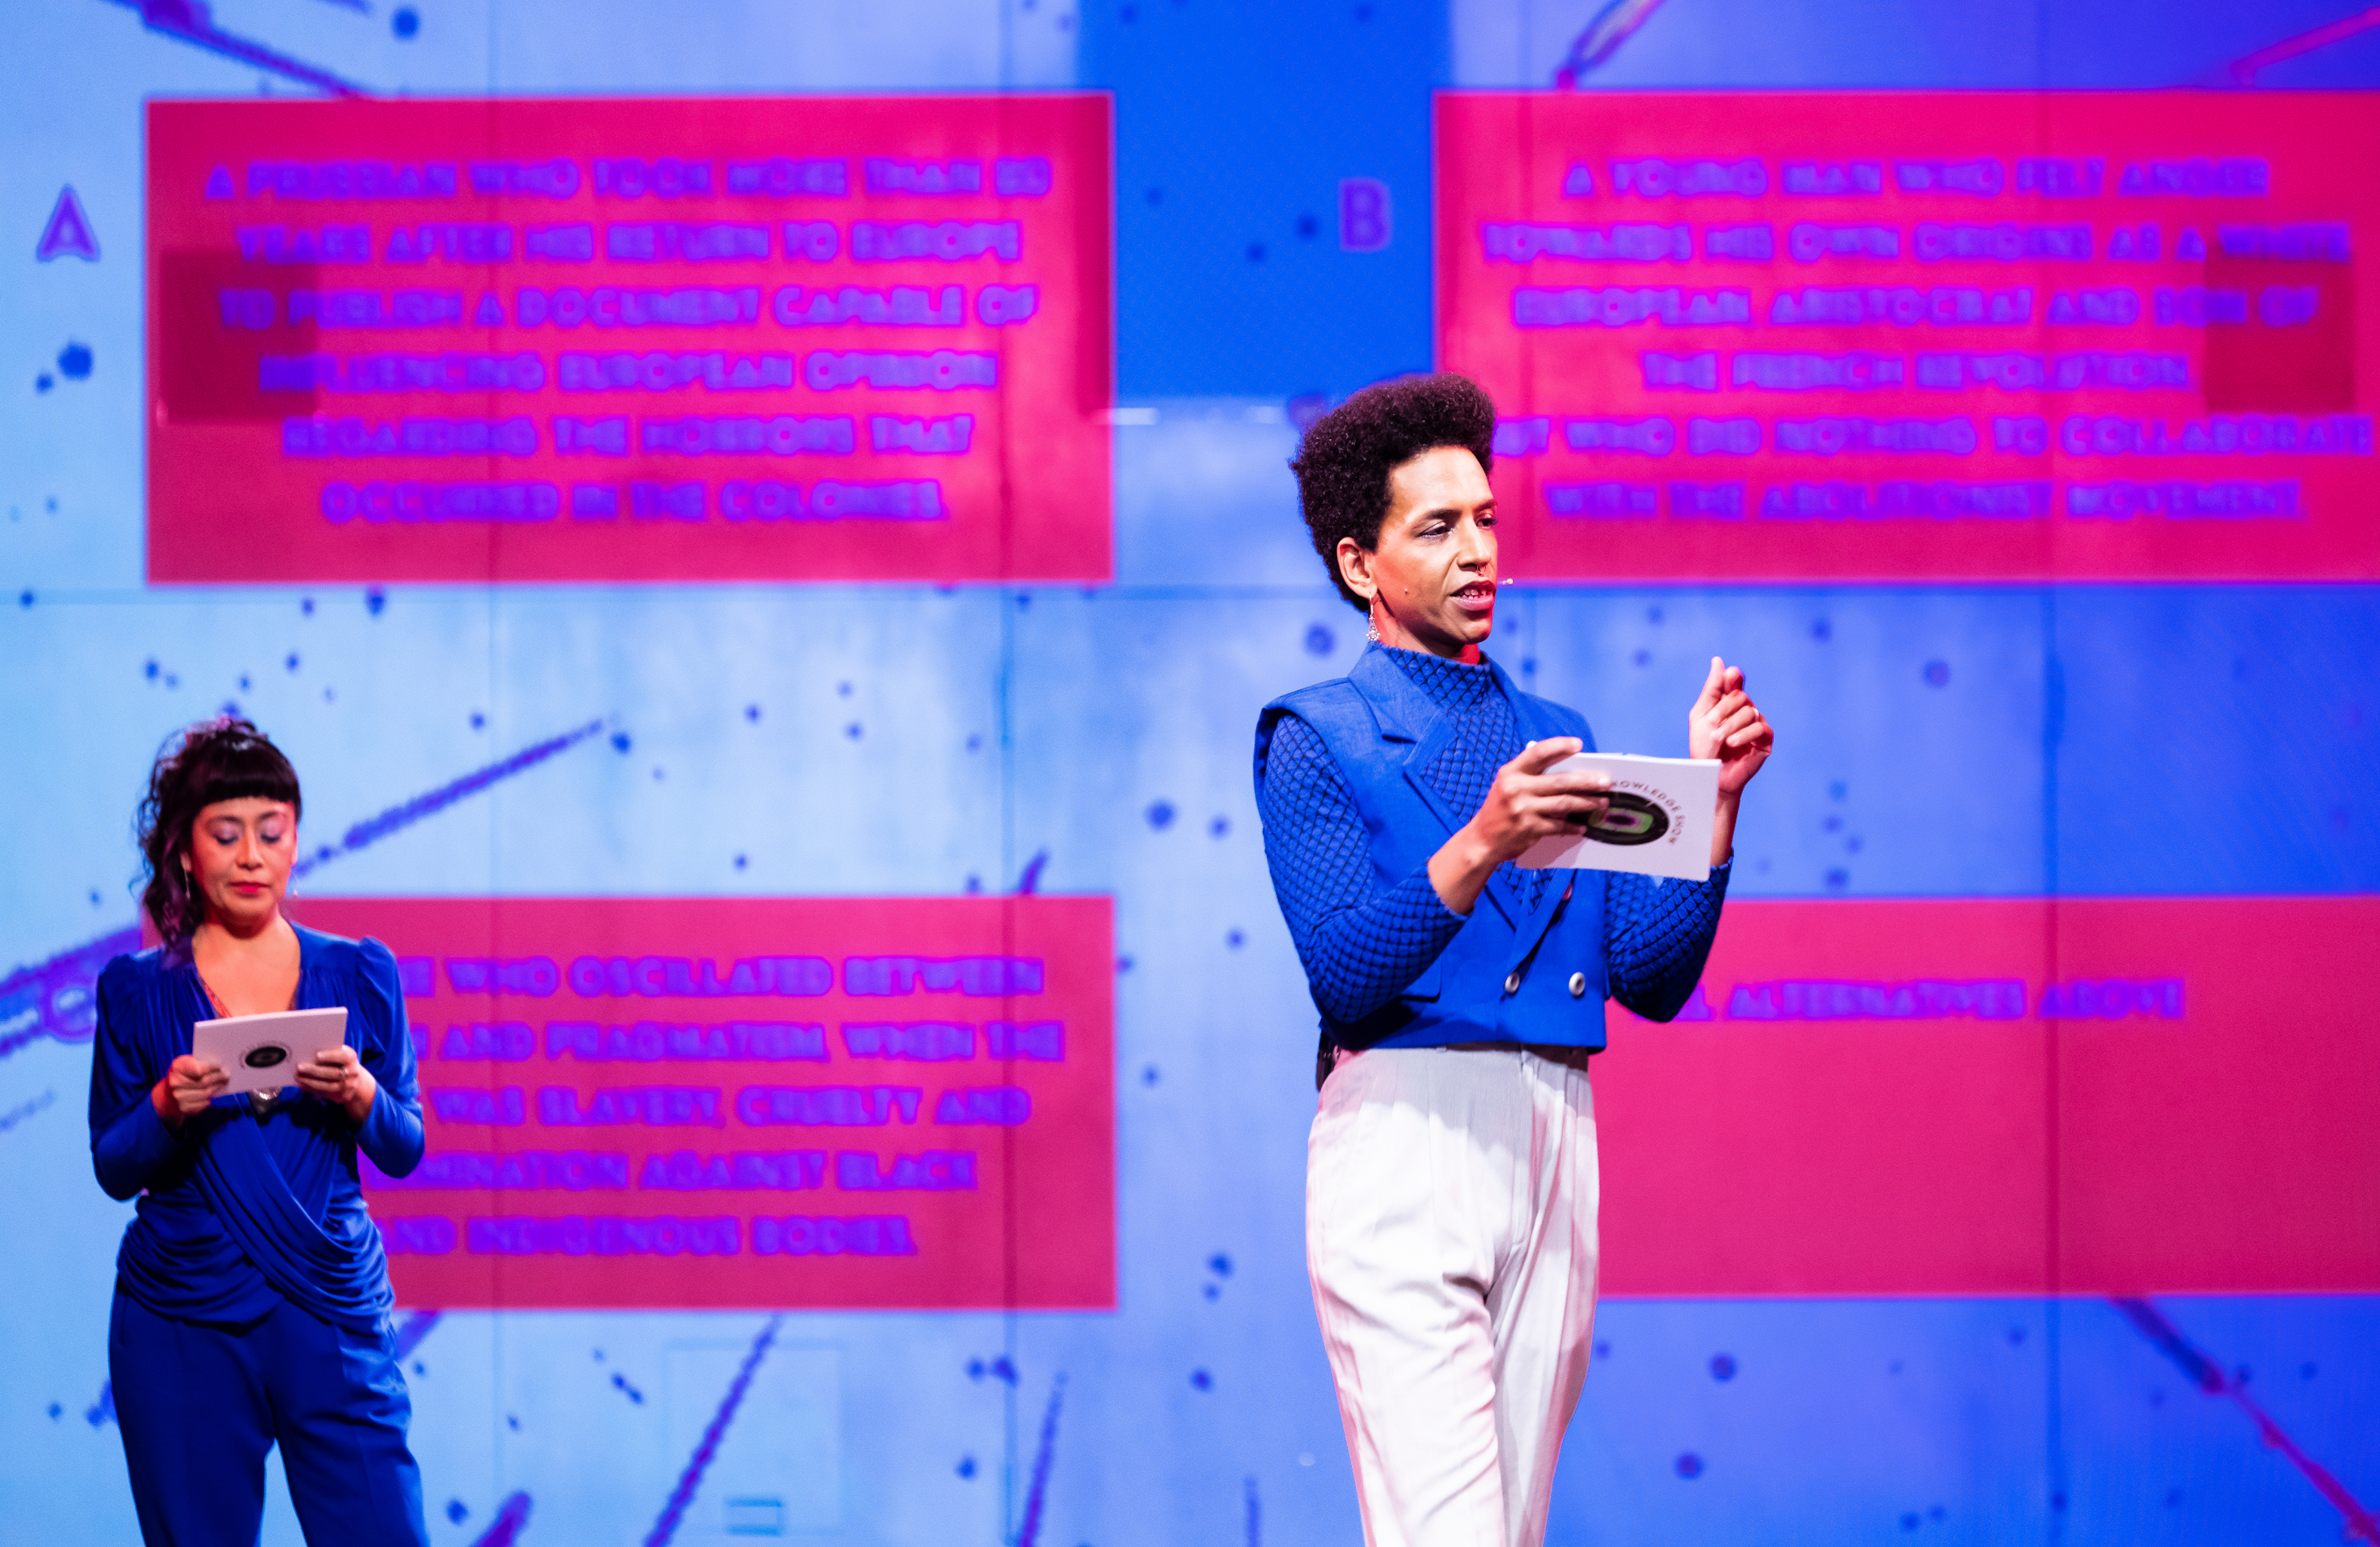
[192,1007,349,1096]
[1515,752,1720,882]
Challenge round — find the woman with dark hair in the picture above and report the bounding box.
[1255,374,1773,1547]
[88,717,429,1547]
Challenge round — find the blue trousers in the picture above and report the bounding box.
[110,1290,429,1547]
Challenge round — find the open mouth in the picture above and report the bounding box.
[1452,580,1496,612]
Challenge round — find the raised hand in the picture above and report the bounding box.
[1689,657,1773,795]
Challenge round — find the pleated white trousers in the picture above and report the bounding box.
[1306,1044,1601,1547]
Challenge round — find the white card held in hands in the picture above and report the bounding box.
[1515,752,1720,882]
[191,1007,349,1096]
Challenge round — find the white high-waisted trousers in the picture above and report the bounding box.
[1307,1044,1600,1547]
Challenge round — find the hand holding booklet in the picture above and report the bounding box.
[1515,752,1720,883]
[191,1007,349,1096]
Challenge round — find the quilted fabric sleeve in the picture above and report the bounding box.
[1258,714,1467,1024]
[1604,860,1732,1022]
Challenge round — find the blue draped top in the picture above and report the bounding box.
[88,925,424,1331]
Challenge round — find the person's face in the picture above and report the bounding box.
[1336,445,1498,660]
[183,798,297,931]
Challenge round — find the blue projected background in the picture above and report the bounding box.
[4,2,2378,1545]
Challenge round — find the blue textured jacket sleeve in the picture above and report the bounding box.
[1259,714,1467,1025]
[352,940,425,1179]
[88,958,190,1201]
[1604,860,1732,1022]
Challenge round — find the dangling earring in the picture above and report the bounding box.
[1366,614,1381,644]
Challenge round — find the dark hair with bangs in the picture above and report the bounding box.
[137,718,303,946]
[1288,372,1498,612]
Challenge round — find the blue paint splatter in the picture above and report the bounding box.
[0,1090,58,1135]
[613,1372,644,1404]
[1145,801,1176,831]
[110,2,368,97]
[392,6,420,39]
[2111,1297,2379,1543]
[1209,817,1229,838]
[1190,1370,1213,1391]
[364,586,386,616]
[1554,0,1665,87]
[85,1380,115,1429]
[1674,1453,1704,1479]
[1244,1476,1262,1547]
[446,1500,470,1524]
[1923,660,1951,687]
[1710,1354,1736,1381]
[1017,850,1050,895]
[0,927,142,1061]
[641,1315,783,1546]
[1208,1253,1232,1277]
[392,1310,443,1362]
[1014,1375,1065,1547]
[294,718,606,879]
[1303,623,1335,657]
[468,1493,532,1547]
[956,1455,978,1479]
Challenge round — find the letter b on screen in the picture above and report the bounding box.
[1340,178,1392,253]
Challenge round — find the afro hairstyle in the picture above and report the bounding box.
[1288,372,1496,613]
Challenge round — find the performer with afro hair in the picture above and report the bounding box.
[1254,373,1773,1546]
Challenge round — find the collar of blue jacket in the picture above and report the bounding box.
[1256,643,1612,1053]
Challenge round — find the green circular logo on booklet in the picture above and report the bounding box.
[1583,792,1669,847]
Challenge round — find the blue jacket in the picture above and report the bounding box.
[89,925,423,1331]
[1256,647,1617,1053]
